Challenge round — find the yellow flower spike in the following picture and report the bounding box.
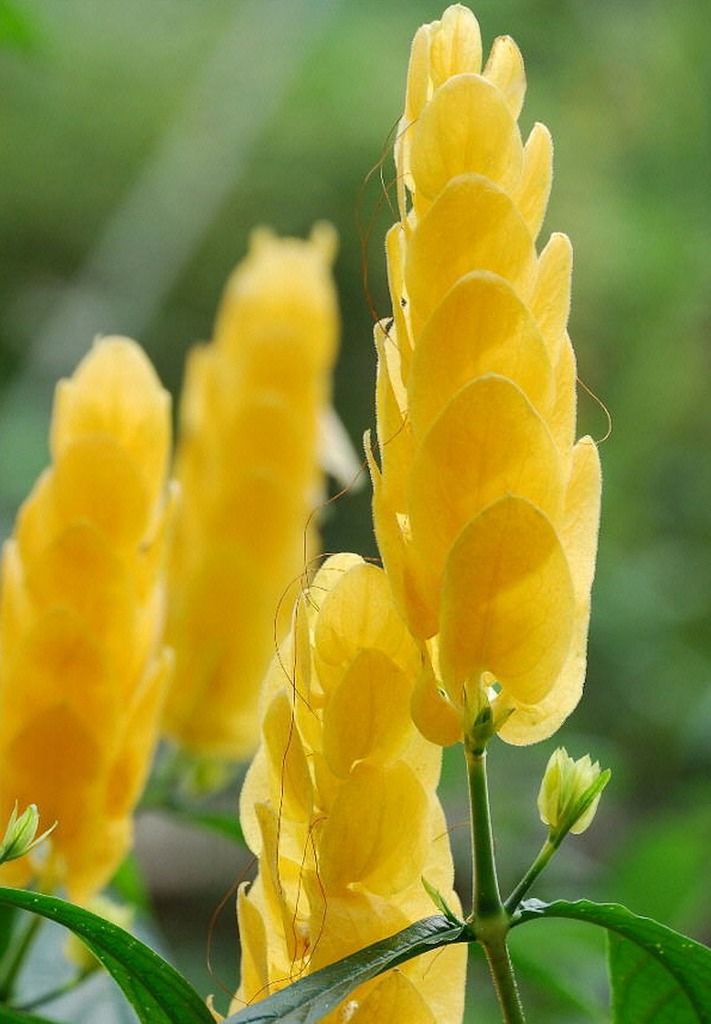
[231,554,466,1022]
[0,337,173,902]
[370,4,602,745]
[164,225,339,762]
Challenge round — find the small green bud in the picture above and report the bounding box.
[462,674,514,753]
[0,802,56,866]
[537,747,610,844]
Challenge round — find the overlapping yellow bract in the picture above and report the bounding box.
[232,554,466,1023]
[0,338,174,901]
[367,4,602,745]
[163,225,340,760]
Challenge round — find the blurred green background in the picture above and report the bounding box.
[1,0,710,1021]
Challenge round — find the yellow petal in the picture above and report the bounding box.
[52,437,151,549]
[410,73,522,203]
[314,563,413,685]
[409,375,564,587]
[303,882,410,973]
[560,436,602,600]
[410,659,462,747]
[323,649,413,777]
[548,333,578,456]
[500,442,601,743]
[105,647,172,818]
[429,4,482,87]
[51,337,171,503]
[511,122,553,240]
[349,970,436,1024]
[367,441,437,640]
[3,607,116,739]
[439,495,575,706]
[236,883,270,1003]
[531,232,573,364]
[402,25,431,128]
[483,34,526,118]
[26,521,132,655]
[409,270,554,439]
[318,761,429,896]
[262,690,313,823]
[406,174,537,335]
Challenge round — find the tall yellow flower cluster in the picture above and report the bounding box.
[0,339,174,902]
[367,4,602,746]
[232,554,466,1023]
[164,226,339,760]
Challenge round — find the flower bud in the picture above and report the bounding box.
[537,747,610,841]
[0,802,55,866]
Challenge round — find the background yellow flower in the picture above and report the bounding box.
[163,225,340,761]
[0,338,173,902]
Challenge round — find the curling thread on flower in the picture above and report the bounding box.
[231,554,466,1022]
[163,225,340,761]
[0,338,174,902]
[365,3,602,747]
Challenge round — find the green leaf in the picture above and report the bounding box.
[0,888,214,1024]
[0,905,18,969]
[224,914,469,1023]
[608,932,703,1023]
[514,899,711,1022]
[0,1008,65,1024]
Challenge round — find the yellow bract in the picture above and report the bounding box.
[231,555,466,1022]
[368,3,602,745]
[0,338,173,901]
[163,225,339,760]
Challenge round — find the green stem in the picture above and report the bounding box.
[13,966,94,1012]
[465,744,502,919]
[0,913,42,1002]
[482,933,527,1024]
[504,837,556,915]
[465,742,526,1024]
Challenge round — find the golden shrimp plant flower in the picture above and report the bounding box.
[232,554,467,1023]
[366,4,602,746]
[0,338,174,902]
[163,225,340,761]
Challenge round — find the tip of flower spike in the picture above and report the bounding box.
[310,221,338,263]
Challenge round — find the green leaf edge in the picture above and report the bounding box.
[0,1007,65,1024]
[224,913,469,1024]
[513,898,711,1022]
[0,887,213,1024]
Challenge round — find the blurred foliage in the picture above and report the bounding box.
[1,1,710,1021]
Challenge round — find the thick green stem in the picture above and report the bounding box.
[465,743,526,1023]
[465,744,502,919]
[482,932,527,1024]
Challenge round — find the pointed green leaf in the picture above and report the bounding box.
[224,914,468,1023]
[0,888,214,1024]
[514,899,711,1022]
